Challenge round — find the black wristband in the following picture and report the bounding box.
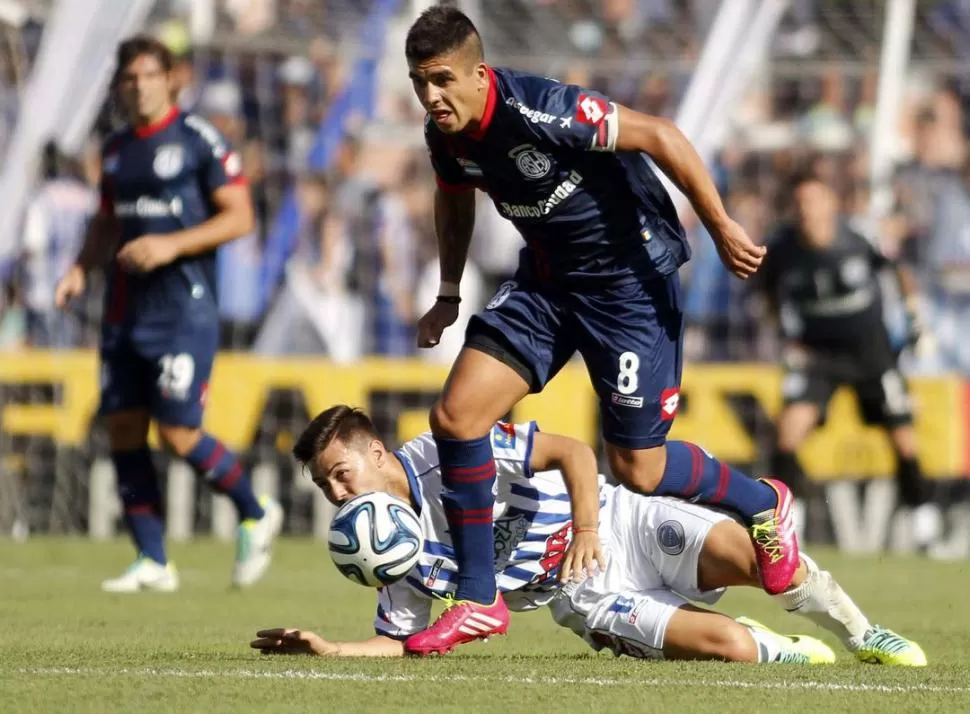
[436,295,461,304]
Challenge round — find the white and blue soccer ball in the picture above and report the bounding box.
[327,491,423,588]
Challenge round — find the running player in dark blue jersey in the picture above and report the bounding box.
[54,35,282,592]
[401,8,800,656]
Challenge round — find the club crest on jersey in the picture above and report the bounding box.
[509,144,552,180]
[841,256,870,287]
[153,145,184,179]
[487,281,515,310]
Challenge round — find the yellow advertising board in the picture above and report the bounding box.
[0,350,965,480]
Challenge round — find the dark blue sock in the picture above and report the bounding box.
[112,448,167,565]
[654,441,777,525]
[436,433,497,604]
[186,434,264,522]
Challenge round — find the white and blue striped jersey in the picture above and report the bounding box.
[375,421,609,640]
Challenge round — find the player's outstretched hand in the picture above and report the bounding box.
[559,529,606,584]
[417,300,460,348]
[251,628,338,656]
[54,265,86,309]
[711,219,766,280]
[904,296,925,347]
[117,234,180,273]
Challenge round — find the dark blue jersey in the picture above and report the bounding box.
[425,67,690,286]
[100,107,244,326]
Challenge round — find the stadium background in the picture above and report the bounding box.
[1,0,969,555]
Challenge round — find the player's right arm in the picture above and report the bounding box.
[529,432,605,582]
[416,170,476,348]
[251,579,431,657]
[859,230,924,347]
[250,628,405,657]
[54,176,120,309]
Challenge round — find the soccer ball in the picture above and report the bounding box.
[327,491,423,588]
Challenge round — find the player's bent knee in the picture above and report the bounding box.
[662,606,757,662]
[157,424,203,458]
[705,622,758,663]
[606,444,666,494]
[429,399,487,441]
[668,621,756,662]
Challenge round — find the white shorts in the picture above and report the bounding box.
[548,489,731,659]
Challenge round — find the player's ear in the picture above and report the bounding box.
[369,438,388,468]
[475,63,488,92]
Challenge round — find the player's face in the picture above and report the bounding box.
[794,181,838,248]
[312,437,393,506]
[117,53,174,124]
[408,50,488,134]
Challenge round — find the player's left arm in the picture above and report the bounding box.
[529,82,763,279]
[529,432,605,581]
[611,106,765,278]
[870,238,924,345]
[117,120,254,273]
[167,183,255,259]
[116,183,253,273]
[250,628,405,657]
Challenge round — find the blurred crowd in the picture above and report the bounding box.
[2,0,970,375]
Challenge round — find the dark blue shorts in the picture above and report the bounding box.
[99,316,218,428]
[468,274,683,450]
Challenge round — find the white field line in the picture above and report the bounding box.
[15,667,970,695]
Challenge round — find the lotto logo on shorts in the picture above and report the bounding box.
[612,393,644,408]
[660,388,680,421]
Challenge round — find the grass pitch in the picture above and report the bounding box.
[1,538,967,713]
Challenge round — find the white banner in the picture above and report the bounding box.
[0,0,156,262]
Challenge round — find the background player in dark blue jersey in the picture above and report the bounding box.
[401,8,800,656]
[54,35,282,593]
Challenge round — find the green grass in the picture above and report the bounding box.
[1,539,967,713]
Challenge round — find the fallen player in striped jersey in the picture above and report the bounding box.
[251,405,925,665]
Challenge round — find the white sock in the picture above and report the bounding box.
[772,553,871,650]
[793,498,806,545]
[746,627,784,663]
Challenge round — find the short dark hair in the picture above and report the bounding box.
[113,34,174,87]
[292,405,379,467]
[787,163,825,195]
[405,6,483,64]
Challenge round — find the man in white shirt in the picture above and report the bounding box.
[250,405,925,666]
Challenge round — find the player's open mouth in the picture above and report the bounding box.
[431,110,452,122]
